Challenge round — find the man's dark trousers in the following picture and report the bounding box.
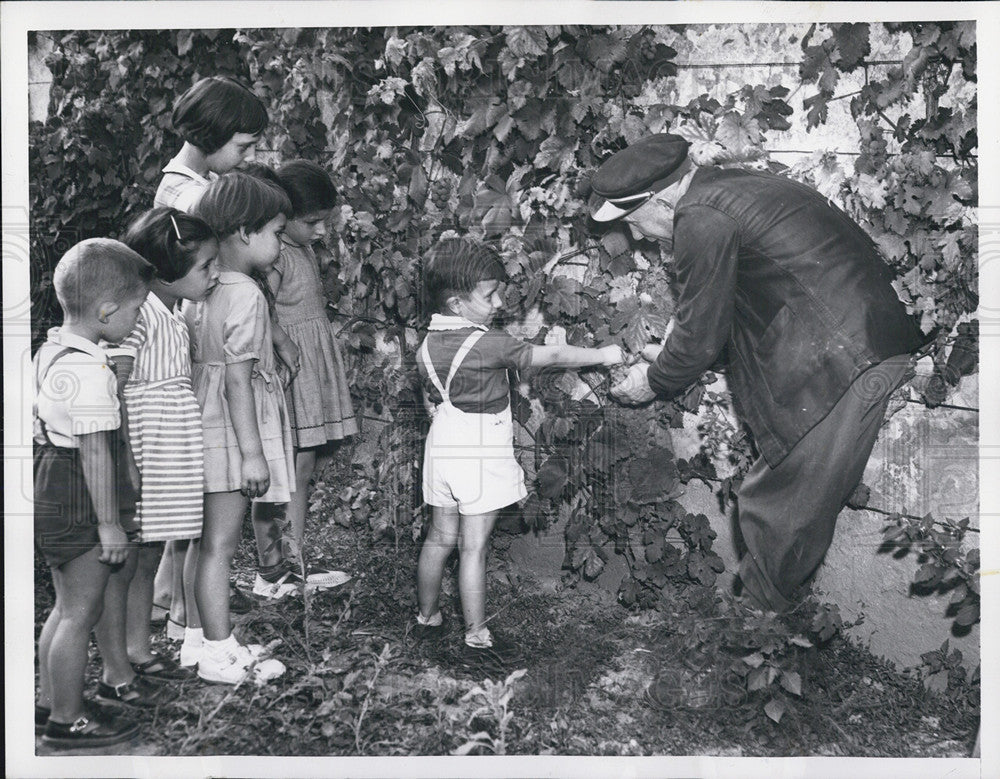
[736,354,911,612]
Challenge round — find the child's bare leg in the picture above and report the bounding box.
[46,547,111,723]
[284,447,317,556]
[197,491,248,641]
[37,603,60,708]
[250,503,284,569]
[125,542,162,663]
[169,539,188,625]
[151,543,173,614]
[183,539,202,630]
[417,505,460,619]
[457,510,499,635]
[94,548,140,685]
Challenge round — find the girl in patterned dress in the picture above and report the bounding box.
[117,208,220,675]
[184,172,293,684]
[250,160,357,598]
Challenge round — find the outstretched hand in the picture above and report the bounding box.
[610,361,657,405]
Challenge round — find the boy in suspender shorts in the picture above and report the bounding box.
[414,238,624,669]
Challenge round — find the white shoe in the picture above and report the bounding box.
[197,637,285,685]
[252,572,300,600]
[303,568,352,589]
[179,638,202,668]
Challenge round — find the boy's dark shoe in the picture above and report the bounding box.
[95,676,165,709]
[41,714,140,749]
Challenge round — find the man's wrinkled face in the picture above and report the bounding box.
[622,192,675,246]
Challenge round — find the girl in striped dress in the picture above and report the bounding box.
[116,208,220,673]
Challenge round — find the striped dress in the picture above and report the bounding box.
[120,292,204,541]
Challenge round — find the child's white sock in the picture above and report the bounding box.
[204,633,238,652]
[465,626,492,648]
[417,611,443,626]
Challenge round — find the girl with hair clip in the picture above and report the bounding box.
[114,208,220,677]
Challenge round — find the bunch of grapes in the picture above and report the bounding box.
[430,177,452,209]
[856,119,888,175]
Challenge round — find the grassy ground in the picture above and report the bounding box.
[33,474,979,758]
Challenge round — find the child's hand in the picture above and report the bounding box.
[276,339,301,381]
[241,453,271,499]
[598,345,626,367]
[610,362,658,405]
[97,524,131,566]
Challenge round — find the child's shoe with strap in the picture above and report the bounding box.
[41,712,140,749]
[95,675,166,709]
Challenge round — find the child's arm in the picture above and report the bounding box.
[265,268,301,380]
[78,430,130,565]
[110,355,141,492]
[529,344,624,369]
[224,360,271,498]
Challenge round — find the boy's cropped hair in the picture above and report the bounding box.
[123,208,217,283]
[172,76,268,154]
[424,237,507,314]
[193,171,292,238]
[276,159,338,215]
[53,238,154,316]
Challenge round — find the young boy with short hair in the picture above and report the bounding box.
[414,238,624,669]
[34,238,154,747]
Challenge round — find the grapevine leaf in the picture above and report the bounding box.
[779,670,802,697]
[629,448,680,504]
[764,698,786,723]
[955,602,979,627]
[545,275,585,318]
[536,456,569,499]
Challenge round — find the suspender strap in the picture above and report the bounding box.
[34,346,78,446]
[444,330,485,395]
[419,330,486,405]
[418,340,447,400]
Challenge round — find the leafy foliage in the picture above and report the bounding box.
[29,24,977,637]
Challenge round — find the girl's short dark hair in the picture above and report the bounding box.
[276,160,338,216]
[423,238,507,314]
[172,76,268,154]
[193,172,293,238]
[122,208,217,283]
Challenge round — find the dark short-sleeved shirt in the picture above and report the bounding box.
[417,319,533,414]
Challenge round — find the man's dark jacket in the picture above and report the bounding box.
[647,166,924,466]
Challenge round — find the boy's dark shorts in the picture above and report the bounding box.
[34,444,137,568]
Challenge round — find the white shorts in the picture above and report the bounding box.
[422,403,527,516]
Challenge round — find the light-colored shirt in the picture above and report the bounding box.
[33,328,120,448]
[153,157,217,213]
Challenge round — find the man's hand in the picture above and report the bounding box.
[610,362,657,405]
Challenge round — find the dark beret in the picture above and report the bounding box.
[589,134,690,222]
